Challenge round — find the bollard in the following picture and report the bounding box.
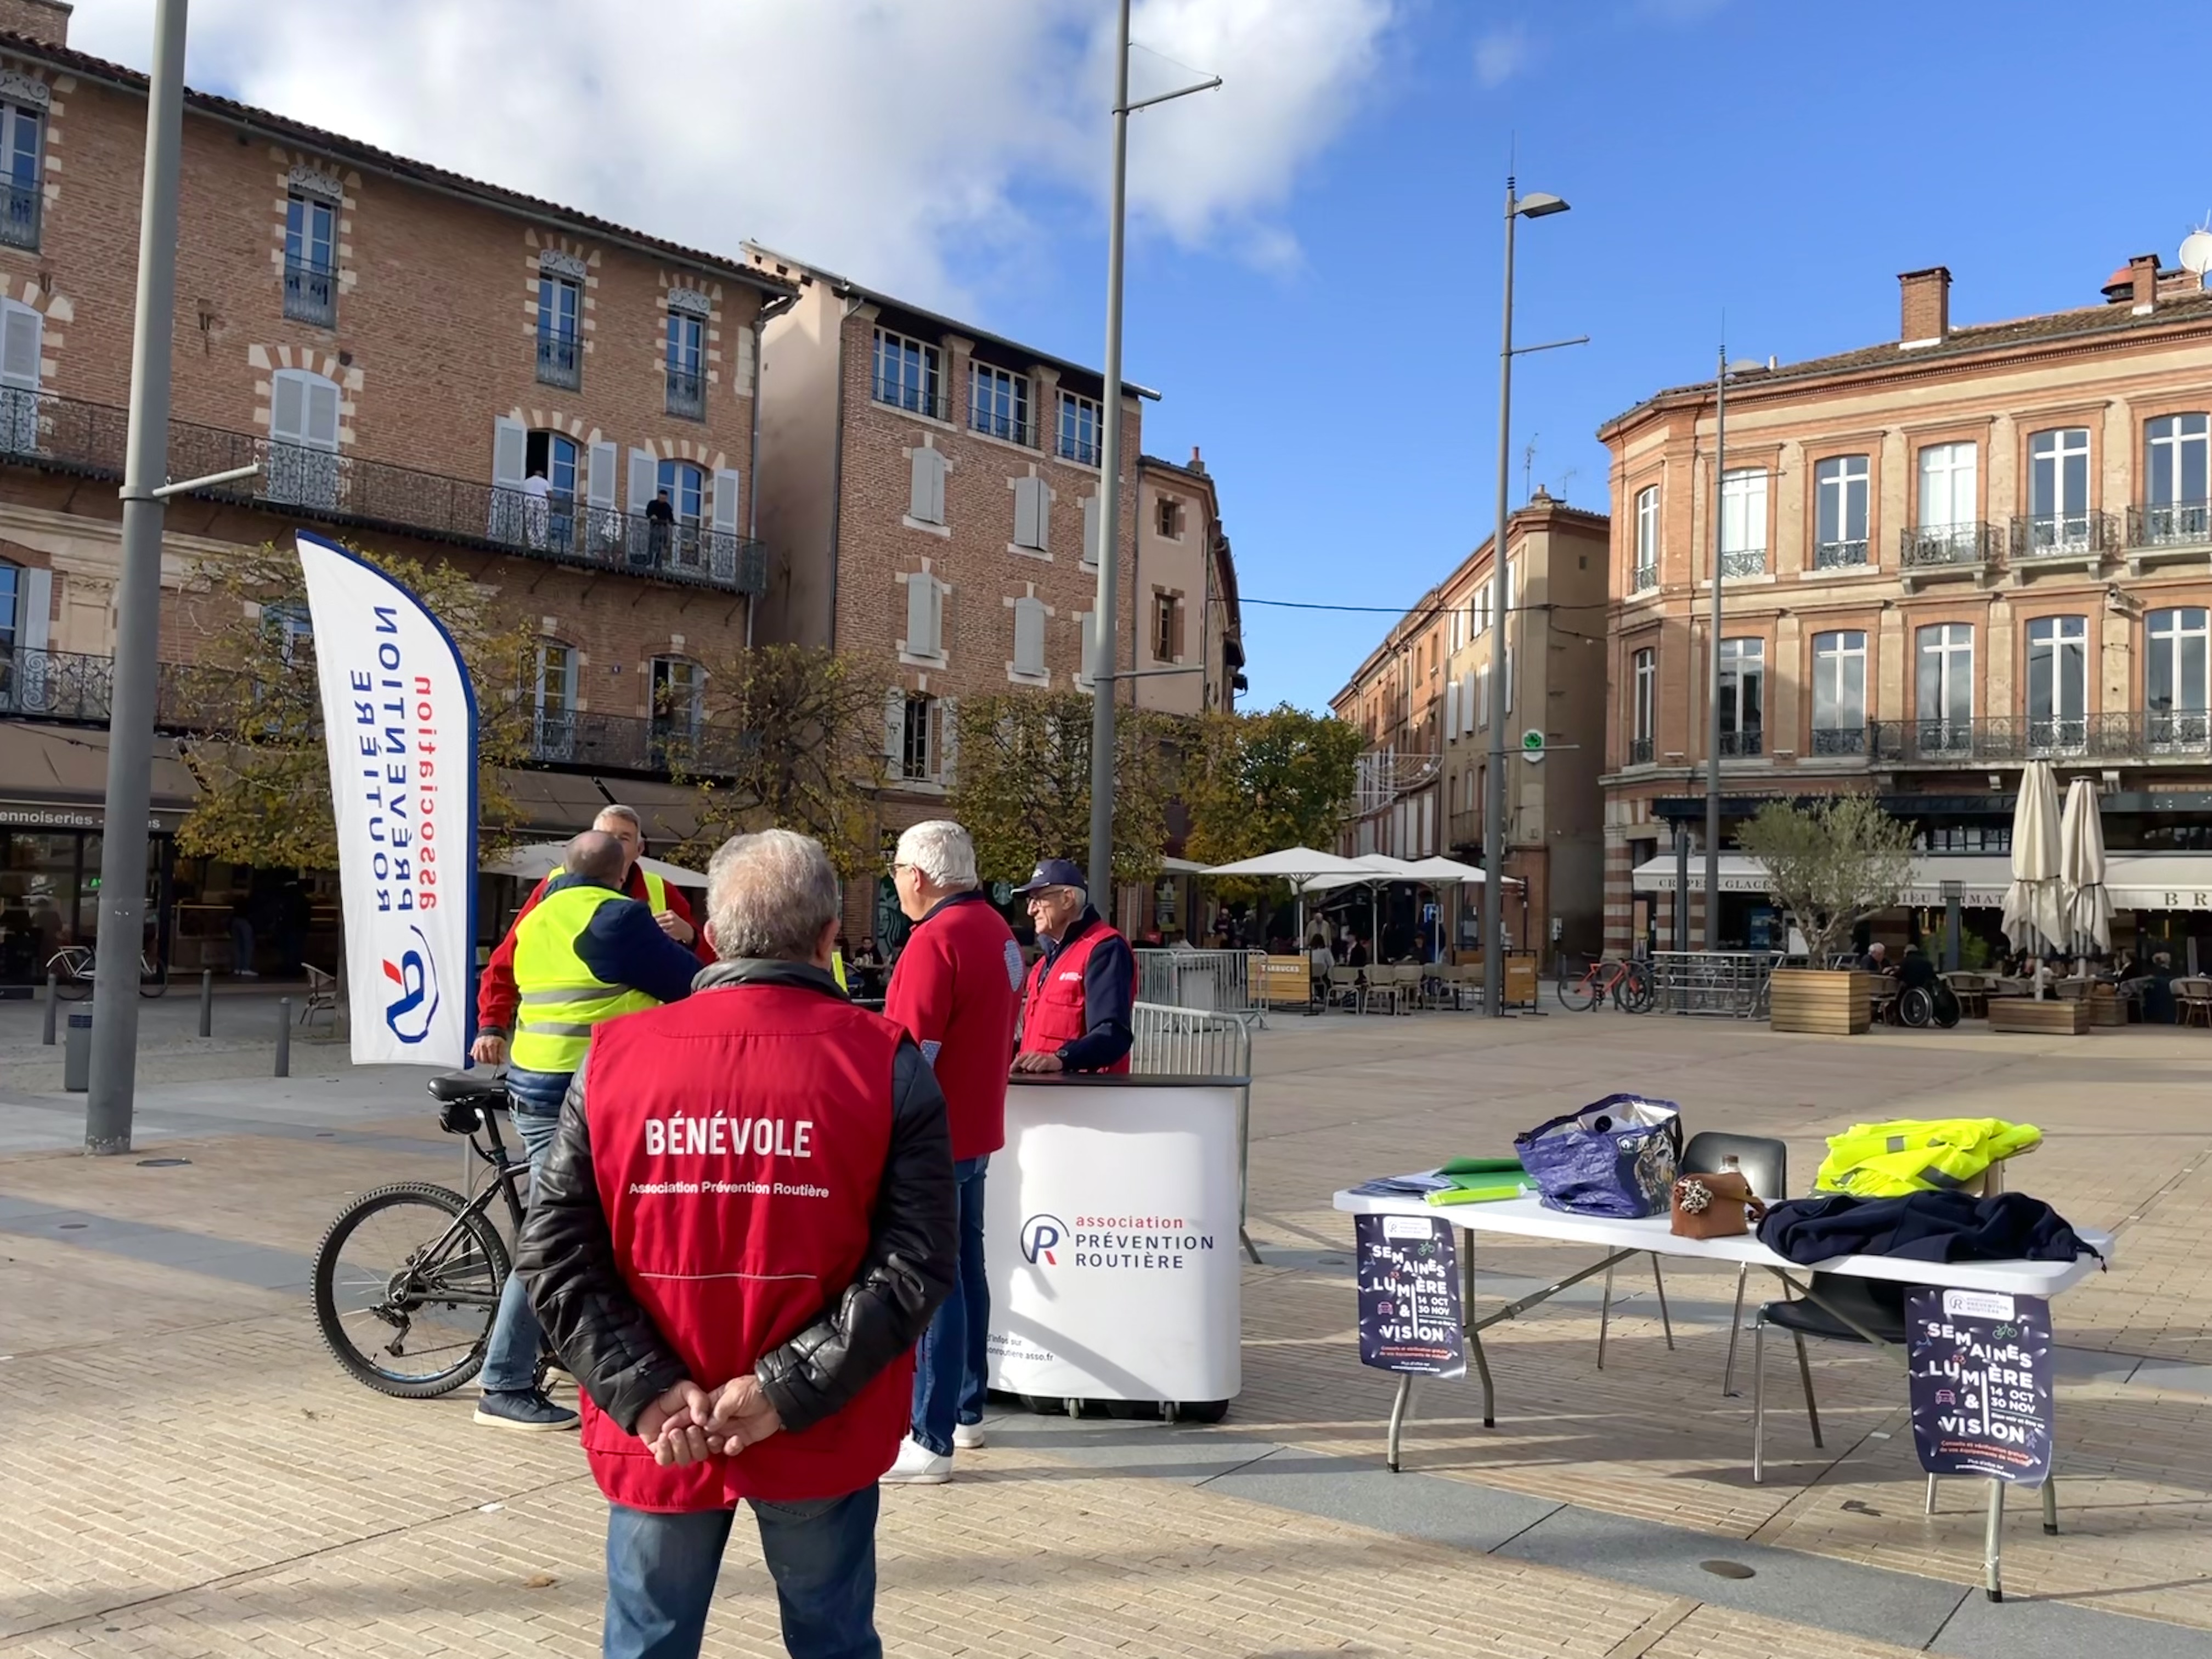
[275,998,292,1077]
[199,969,213,1037]
[42,973,57,1045]
[63,1007,94,1092]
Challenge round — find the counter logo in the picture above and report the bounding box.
[1021,1213,1067,1266]
[381,925,439,1044]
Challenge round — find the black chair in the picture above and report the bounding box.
[1750,1270,1907,1483]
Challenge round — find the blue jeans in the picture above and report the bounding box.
[605,1489,879,1659]
[479,1073,569,1394]
[910,1154,989,1456]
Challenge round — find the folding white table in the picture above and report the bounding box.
[1333,1186,2114,1600]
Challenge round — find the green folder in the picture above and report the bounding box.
[1427,1179,1532,1206]
[1438,1156,1526,1177]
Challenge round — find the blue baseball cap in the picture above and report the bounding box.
[1011,857,1088,895]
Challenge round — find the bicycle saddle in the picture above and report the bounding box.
[428,1073,506,1104]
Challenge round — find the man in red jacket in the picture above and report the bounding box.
[879,820,1022,1485]
[1012,859,1135,1075]
[473,804,713,1065]
[517,828,955,1659]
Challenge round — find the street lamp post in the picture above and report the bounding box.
[1481,178,1575,1018]
[1084,2,1218,907]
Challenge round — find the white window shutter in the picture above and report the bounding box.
[304,377,341,450]
[588,439,618,509]
[1077,610,1098,685]
[627,446,657,514]
[1081,493,1101,567]
[272,373,307,444]
[492,416,527,489]
[905,574,941,658]
[1014,598,1045,675]
[910,446,945,524]
[884,688,905,766]
[1444,678,1459,741]
[928,577,946,658]
[1014,476,1043,549]
[939,694,960,783]
[711,468,742,536]
[19,566,50,651]
[1505,648,1515,713]
[1478,667,1489,728]
[0,302,41,389]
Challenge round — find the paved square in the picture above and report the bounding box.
[3,1005,2209,1657]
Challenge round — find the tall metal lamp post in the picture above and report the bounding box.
[1480,179,1582,1017]
[1702,348,1763,950]
[1085,0,1219,907]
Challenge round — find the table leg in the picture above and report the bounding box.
[1462,1239,1494,1427]
[1926,1474,1939,1515]
[2041,1471,2058,1536]
[1722,1265,1748,1396]
[1598,1263,1614,1369]
[1386,1375,1414,1473]
[1983,1477,2005,1602]
[1650,1255,1676,1351]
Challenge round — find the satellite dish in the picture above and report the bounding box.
[2180,230,2212,275]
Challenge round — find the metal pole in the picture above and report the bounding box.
[1674,822,1691,952]
[1704,346,1726,951]
[198,969,212,1037]
[1482,179,1517,1018]
[1085,0,1133,909]
[86,0,188,1155]
[42,973,57,1045]
[275,999,291,1077]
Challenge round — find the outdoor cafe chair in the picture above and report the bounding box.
[1750,1271,1907,1483]
[1327,964,1364,1014]
[2175,977,2212,1028]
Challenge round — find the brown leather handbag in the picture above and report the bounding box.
[1670,1171,1768,1239]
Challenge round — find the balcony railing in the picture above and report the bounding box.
[1627,736,1654,765]
[0,646,115,721]
[536,331,583,391]
[527,709,757,776]
[872,375,949,422]
[283,257,336,327]
[2011,509,2117,562]
[1717,727,1763,757]
[664,366,706,420]
[970,409,1036,448]
[0,177,38,251]
[1058,431,1101,466]
[2128,500,2212,549]
[1899,521,1998,569]
[1810,723,1871,756]
[1814,538,1870,569]
[0,388,766,595]
[1819,713,2212,766]
[1719,547,1766,579]
[1631,562,1658,592]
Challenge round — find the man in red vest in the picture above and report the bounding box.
[1011,859,1135,1076]
[517,828,955,1659]
[880,820,1022,1485]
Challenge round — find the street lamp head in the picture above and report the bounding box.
[1516,192,1570,218]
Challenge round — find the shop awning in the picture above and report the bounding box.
[498,768,611,836]
[598,780,703,850]
[1630,851,2212,911]
[0,724,195,830]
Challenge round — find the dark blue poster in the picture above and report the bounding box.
[1355,1213,1465,1378]
[1906,1287,2054,1486]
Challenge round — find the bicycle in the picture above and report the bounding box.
[1557,955,1654,1013]
[312,1071,529,1397]
[47,943,169,999]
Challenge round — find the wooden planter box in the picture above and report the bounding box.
[1769,968,1871,1035]
[1988,997,2091,1035]
[2087,990,2124,1028]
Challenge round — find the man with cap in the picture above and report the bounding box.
[1010,859,1135,1075]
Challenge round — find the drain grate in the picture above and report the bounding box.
[1700,1559,1756,1580]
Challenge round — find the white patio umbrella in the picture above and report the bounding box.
[2000,760,2067,968]
[2059,776,2112,955]
[483,841,708,887]
[1201,845,1374,943]
[1398,855,1521,887]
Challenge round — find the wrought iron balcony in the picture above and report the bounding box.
[1627,736,1654,765]
[1717,727,1763,757]
[2127,500,2212,550]
[970,408,1036,448]
[1899,521,1998,570]
[526,709,755,777]
[1839,713,2212,767]
[0,177,39,251]
[536,331,583,391]
[1630,562,1658,592]
[2010,510,2117,563]
[664,366,706,420]
[1810,723,1872,756]
[1813,538,1869,570]
[0,646,115,721]
[871,375,949,422]
[1719,547,1766,580]
[0,388,766,595]
[283,257,336,327]
[1058,430,1101,466]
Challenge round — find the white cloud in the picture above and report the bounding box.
[69,0,1398,305]
[1472,24,1536,89]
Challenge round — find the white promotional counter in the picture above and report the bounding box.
[985,1074,1245,1416]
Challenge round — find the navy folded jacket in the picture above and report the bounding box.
[1757,1190,2102,1267]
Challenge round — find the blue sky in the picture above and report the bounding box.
[73,0,2212,715]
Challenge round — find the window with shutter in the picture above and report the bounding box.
[1081,493,1101,568]
[710,467,744,581]
[0,299,38,453]
[1012,597,1047,680]
[1505,648,1514,714]
[901,573,945,663]
[586,438,621,552]
[908,445,947,527]
[268,369,341,509]
[938,694,960,784]
[1076,610,1098,687]
[1012,475,1047,551]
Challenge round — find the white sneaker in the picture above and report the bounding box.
[952,1423,986,1450]
[881,1436,952,1485]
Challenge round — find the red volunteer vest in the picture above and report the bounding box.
[579,983,910,1510]
[1019,919,1132,1074]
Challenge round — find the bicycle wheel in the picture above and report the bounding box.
[138,957,168,998]
[1618,962,1657,1013]
[52,962,92,1000]
[313,1181,509,1398]
[1558,963,1599,1012]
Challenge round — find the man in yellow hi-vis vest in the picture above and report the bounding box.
[476,828,703,1434]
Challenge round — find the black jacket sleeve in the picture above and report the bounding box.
[754,1036,956,1435]
[575,899,704,1007]
[516,1063,689,1434]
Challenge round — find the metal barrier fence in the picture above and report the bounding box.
[1131,1001,1260,1262]
[1643,950,1778,1018]
[1132,949,1269,1019]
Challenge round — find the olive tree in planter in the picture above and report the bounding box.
[1737,793,1914,1035]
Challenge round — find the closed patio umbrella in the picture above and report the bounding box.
[2059,776,2112,955]
[2000,760,2066,964]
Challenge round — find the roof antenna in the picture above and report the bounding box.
[1522,433,1538,500]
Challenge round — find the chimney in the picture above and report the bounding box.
[0,0,70,47]
[1187,444,1207,476]
[2129,252,2160,314]
[1899,267,1950,346]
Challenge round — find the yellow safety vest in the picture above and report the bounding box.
[549,862,669,916]
[510,884,663,1074]
[1814,1118,2042,1198]
[832,953,849,993]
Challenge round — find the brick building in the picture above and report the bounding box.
[743,245,1172,940]
[1600,252,2212,963]
[0,10,795,983]
[1329,490,1610,960]
[1132,448,1243,716]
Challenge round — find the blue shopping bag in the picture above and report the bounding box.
[1514,1094,1684,1219]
